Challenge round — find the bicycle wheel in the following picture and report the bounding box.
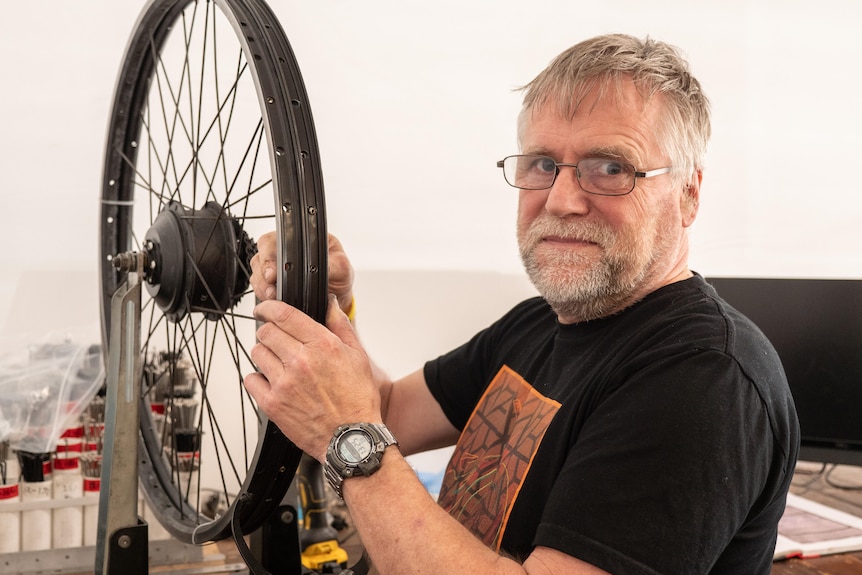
[99,0,326,544]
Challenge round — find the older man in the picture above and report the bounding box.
[245,34,799,574]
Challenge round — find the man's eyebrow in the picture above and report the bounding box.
[520,145,640,164]
[585,146,638,163]
[521,146,554,157]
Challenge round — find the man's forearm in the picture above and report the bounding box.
[342,447,526,575]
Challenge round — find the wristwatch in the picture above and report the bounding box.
[323,422,398,499]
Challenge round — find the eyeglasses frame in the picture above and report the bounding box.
[496,154,672,196]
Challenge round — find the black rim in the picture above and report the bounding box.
[99,0,326,543]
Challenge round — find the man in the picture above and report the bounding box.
[245,34,799,574]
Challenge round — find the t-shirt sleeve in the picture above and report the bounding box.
[534,350,778,574]
[424,327,495,432]
[424,297,550,431]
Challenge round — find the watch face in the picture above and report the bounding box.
[338,429,373,463]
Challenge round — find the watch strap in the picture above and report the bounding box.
[324,422,398,499]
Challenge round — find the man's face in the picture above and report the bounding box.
[516,79,697,323]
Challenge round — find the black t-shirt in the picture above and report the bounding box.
[424,275,799,574]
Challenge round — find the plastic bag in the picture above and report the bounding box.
[0,333,104,454]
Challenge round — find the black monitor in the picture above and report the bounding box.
[706,277,862,466]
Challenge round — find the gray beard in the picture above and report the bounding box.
[518,216,659,323]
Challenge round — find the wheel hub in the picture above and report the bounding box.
[142,201,255,322]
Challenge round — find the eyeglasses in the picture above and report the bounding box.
[497,154,672,196]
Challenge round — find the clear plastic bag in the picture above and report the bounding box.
[0,333,104,454]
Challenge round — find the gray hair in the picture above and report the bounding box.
[517,34,711,187]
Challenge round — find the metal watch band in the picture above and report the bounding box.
[324,422,398,499]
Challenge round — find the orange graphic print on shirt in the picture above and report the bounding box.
[436,365,561,551]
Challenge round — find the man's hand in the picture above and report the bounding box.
[243,295,380,461]
[249,232,355,313]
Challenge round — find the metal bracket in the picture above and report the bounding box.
[95,256,147,575]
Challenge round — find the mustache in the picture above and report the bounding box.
[522,214,616,248]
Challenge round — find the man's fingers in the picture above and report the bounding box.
[243,370,271,399]
[250,231,278,300]
[325,295,361,348]
[248,339,286,380]
[254,299,330,347]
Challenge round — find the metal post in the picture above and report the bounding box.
[95,257,148,575]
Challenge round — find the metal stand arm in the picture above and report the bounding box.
[95,256,148,575]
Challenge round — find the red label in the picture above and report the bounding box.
[151,403,166,414]
[83,478,101,492]
[0,484,19,500]
[85,422,105,434]
[53,457,80,471]
[56,441,83,453]
[61,426,85,439]
[177,451,201,460]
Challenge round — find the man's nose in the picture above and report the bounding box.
[544,166,590,216]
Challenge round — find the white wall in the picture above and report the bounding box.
[2,0,861,357]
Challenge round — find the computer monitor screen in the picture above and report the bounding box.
[706,277,862,466]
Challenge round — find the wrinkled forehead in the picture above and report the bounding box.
[517,76,665,145]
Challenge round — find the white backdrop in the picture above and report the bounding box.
[1,0,861,346]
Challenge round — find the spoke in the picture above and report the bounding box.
[216,312,260,373]
[186,307,257,321]
[222,119,267,220]
[205,405,234,509]
[202,320,246,480]
[148,23,196,207]
[194,63,249,172]
[224,307,252,468]
[209,7,229,208]
[193,1,214,210]
[233,210,276,220]
[171,319,246,493]
[222,118,264,211]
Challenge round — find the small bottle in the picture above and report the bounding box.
[18,451,53,551]
[80,452,102,547]
[0,441,21,554]
[53,428,84,549]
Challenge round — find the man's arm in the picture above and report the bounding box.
[246,232,609,573]
[378,368,459,456]
[343,439,610,575]
[243,298,610,575]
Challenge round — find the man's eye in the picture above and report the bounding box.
[534,157,557,174]
[599,160,624,176]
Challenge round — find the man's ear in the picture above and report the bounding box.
[681,170,702,228]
